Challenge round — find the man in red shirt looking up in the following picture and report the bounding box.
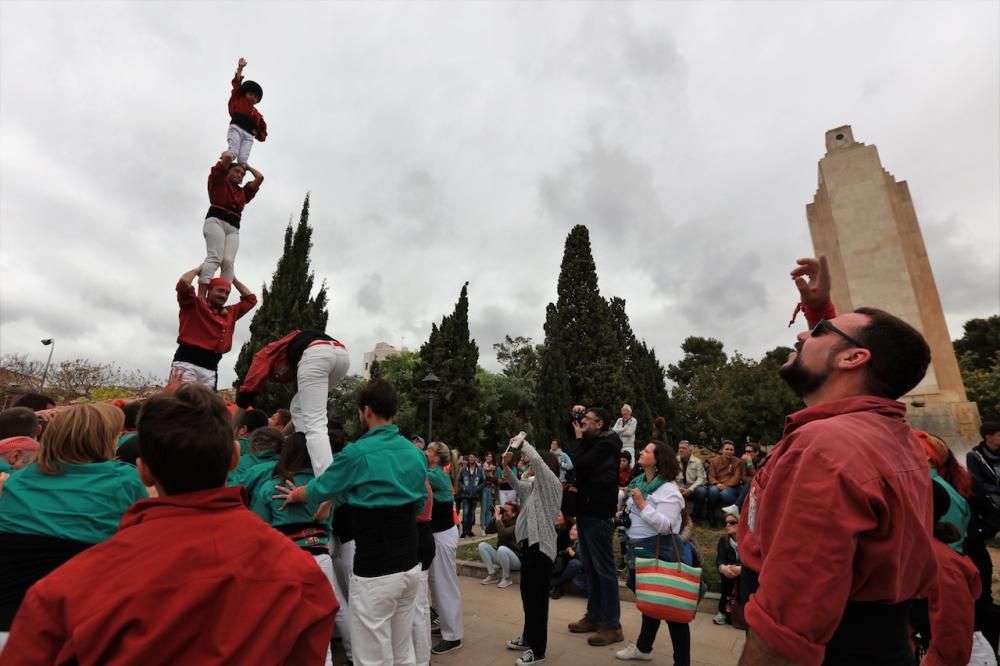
[738,256,936,666]
[1,383,336,665]
[170,265,257,389]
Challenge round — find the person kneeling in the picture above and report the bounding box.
[2,383,337,664]
[480,502,522,588]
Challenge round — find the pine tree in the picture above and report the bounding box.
[415,282,481,449]
[232,194,330,412]
[538,225,627,433]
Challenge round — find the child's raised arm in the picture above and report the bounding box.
[234,57,247,82]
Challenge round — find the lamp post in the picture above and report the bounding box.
[39,339,55,390]
[420,372,441,443]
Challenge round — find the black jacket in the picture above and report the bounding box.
[569,429,622,518]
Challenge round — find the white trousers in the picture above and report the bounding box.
[227,123,254,165]
[200,217,240,284]
[329,538,354,659]
[428,526,463,641]
[350,564,421,666]
[313,554,336,666]
[478,542,521,579]
[168,361,217,389]
[291,344,351,477]
[411,568,431,666]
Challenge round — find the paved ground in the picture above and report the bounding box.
[430,575,745,666]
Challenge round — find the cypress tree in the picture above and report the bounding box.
[535,304,571,438]
[607,296,670,441]
[232,194,330,412]
[415,282,481,450]
[538,225,627,430]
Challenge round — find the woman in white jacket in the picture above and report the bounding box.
[616,439,692,665]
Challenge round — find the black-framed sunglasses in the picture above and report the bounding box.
[724,519,739,526]
[810,319,867,350]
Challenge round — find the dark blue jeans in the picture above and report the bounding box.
[551,558,587,592]
[461,498,478,535]
[707,485,740,516]
[577,515,620,627]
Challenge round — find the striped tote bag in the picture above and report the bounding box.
[634,534,702,624]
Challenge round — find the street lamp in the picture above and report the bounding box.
[420,372,441,443]
[39,339,55,390]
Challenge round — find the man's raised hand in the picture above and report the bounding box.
[238,57,247,70]
[791,256,831,311]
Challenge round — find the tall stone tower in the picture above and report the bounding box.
[806,125,981,450]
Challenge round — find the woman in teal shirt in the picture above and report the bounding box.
[252,432,343,664]
[0,403,148,633]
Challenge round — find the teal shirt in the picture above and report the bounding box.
[305,424,427,508]
[0,461,148,544]
[241,460,279,500]
[428,467,454,502]
[238,437,251,456]
[252,470,333,548]
[0,460,13,474]
[931,468,970,553]
[229,449,279,487]
[116,433,136,449]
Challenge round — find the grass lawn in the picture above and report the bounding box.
[457,537,494,562]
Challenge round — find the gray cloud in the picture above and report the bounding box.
[1,1,996,391]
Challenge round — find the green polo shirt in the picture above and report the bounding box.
[238,437,251,456]
[229,449,280,488]
[304,424,427,508]
[428,466,454,502]
[0,461,148,544]
[252,470,333,548]
[0,460,13,474]
[241,460,279,499]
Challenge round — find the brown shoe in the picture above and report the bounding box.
[587,625,625,646]
[568,616,598,633]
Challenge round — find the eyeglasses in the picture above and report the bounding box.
[810,319,867,350]
[724,520,739,526]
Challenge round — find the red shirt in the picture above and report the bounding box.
[2,487,336,665]
[738,396,936,665]
[924,539,980,666]
[206,159,260,227]
[229,76,268,141]
[176,280,256,354]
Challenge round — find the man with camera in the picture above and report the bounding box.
[566,405,625,647]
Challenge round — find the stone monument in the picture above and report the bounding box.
[806,125,981,451]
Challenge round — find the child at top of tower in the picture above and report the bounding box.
[228,58,267,165]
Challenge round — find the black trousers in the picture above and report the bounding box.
[967,535,1000,651]
[520,542,554,657]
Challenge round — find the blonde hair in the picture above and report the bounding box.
[427,441,451,467]
[38,403,123,474]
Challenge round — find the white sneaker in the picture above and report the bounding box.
[615,644,653,661]
[506,635,529,650]
[713,611,728,625]
[516,649,545,665]
[498,577,514,588]
[482,574,500,585]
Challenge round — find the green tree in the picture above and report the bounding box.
[415,282,481,451]
[607,297,671,441]
[959,352,1000,422]
[375,351,422,438]
[477,367,537,456]
[233,195,329,412]
[537,225,627,434]
[954,315,1000,371]
[666,336,727,386]
[671,345,798,445]
[535,305,572,439]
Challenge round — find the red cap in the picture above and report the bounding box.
[209,277,231,290]
[0,436,40,455]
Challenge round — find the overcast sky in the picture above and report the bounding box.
[1,1,997,390]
